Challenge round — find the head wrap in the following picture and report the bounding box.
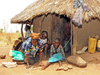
[30,32,40,40]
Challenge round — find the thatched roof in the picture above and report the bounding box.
[11,0,100,23]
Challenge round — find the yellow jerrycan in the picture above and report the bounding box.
[88,36,97,53]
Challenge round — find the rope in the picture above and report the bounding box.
[63,28,78,49]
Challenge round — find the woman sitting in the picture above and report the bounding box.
[42,38,66,70]
[22,32,43,69]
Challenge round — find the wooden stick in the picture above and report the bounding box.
[70,20,73,55]
[21,24,24,41]
[40,15,45,32]
[51,15,53,42]
[72,25,78,55]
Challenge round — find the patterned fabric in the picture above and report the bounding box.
[73,0,84,9]
[22,37,43,58]
[50,45,65,59]
[72,6,83,26]
[40,38,49,44]
[12,38,22,51]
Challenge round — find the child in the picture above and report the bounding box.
[42,38,66,70]
[24,24,31,40]
[40,31,51,57]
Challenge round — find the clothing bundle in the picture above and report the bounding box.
[72,0,91,26]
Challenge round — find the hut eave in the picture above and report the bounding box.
[11,0,100,24]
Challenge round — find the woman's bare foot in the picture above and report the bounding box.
[39,62,44,66]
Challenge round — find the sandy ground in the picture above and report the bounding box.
[0,46,100,75]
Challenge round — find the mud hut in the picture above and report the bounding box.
[11,0,100,55]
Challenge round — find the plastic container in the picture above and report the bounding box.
[64,40,71,52]
[97,40,100,51]
[88,36,97,53]
[97,40,100,48]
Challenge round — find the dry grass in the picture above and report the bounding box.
[11,0,100,23]
[0,33,21,47]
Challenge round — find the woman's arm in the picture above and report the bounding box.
[38,41,43,64]
[26,54,30,68]
[25,43,31,68]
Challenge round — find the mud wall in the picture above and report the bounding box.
[52,14,65,45]
[33,14,51,42]
[77,19,100,50]
[32,14,66,45]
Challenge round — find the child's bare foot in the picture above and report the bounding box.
[41,65,45,70]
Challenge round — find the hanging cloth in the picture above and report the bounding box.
[72,0,91,26]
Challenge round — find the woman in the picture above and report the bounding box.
[42,38,66,70]
[22,32,43,69]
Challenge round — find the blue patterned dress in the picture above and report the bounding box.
[22,37,43,59]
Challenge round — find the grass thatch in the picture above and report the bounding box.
[11,0,100,23]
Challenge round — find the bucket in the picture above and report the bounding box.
[88,36,97,53]
[97,40,100,51]
[97,40,100,48]
[64,40,71,52]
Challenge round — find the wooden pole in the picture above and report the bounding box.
[40,15,45,32]
[72,24,78,55]
[51,15,53,42]
[71,20,73,55]
[21,24,24,41]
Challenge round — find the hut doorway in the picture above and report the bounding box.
[51,14,71,53]
[33,14,71,55]
[63,16,71,52]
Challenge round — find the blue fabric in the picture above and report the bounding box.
[73,0,84,8]
[48,53,66,63]
[12,50,24,60]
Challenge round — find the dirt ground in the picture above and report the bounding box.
[0,46,100,75]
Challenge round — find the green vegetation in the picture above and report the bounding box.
[16,30,19,33]
[0,28,3,33]
[30,25,33,31]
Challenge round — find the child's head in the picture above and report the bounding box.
[25,24,30,31]
[41,31,48,39]
[54,38,60,48]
